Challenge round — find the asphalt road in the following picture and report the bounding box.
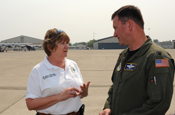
[0,49,174,115]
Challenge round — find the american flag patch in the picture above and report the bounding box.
[155,59,169,68]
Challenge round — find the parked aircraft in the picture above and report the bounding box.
[0,43,42,52]
[0,44,7,52]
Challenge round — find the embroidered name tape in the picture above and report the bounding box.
[155,59,169,68]
[124,63,137,71]
[43,73,56,80]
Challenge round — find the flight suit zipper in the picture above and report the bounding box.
[119,58,126,83]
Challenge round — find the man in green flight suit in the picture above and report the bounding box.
[99,5,175,115]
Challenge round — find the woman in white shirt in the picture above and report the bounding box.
[26,28,90,115]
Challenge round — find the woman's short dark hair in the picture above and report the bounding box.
[42,28,70,56]
[112,5,144,29]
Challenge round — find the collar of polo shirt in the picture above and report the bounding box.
[43,56,68,70]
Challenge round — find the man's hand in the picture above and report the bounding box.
[99,108,111,115]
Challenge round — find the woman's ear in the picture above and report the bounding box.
[47,44,52,52]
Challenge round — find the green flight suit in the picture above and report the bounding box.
[104,37,175,115]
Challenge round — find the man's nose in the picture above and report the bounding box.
[113,31,118,37]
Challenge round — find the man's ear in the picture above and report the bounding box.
[127,19,134,31]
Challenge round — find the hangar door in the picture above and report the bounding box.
[98,43,127,49]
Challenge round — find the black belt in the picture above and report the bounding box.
[37,104,85,115]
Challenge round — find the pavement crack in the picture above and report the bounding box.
[90,85,111,87]
[0,86,26,90]
[0,95,26,114]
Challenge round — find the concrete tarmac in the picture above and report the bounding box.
[0,49,175,115]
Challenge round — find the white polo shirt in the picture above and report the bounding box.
[26,56,84,115]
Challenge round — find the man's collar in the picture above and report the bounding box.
[121,36,152,58]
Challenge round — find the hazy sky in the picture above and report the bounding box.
[0,0,175,43]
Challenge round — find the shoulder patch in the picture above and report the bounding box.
[155,59,169,68]
[124,63,137,71]
[70,66,77,73]
[116,63,121,71]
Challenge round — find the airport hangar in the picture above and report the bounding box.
[0,35,43,44]
[93,36,127,49]
[0,35,87,50]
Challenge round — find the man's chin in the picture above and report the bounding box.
[119,43,124,46]
[119,42,128,47]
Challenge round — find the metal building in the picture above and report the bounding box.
[173,40,175,49]
[93,36,127,49]
[0,35,43,44]
[155,41,173,49]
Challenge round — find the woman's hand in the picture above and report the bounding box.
[79,81,91,98]
[26,87,81,111]
[58,87,80,101]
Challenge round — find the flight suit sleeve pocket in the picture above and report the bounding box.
[149,75,162,103]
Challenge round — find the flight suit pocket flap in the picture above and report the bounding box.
[156,67,169,73]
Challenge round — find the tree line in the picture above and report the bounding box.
[69,39,97,49]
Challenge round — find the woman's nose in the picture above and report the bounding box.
[65,43,69,48]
